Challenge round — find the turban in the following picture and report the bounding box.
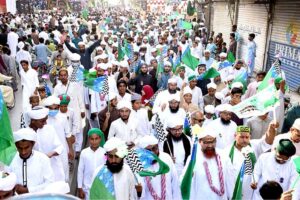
[99,54,108,59]
[216,104,232,112]
[96,63,107,70]
[0,172,17,191]
[88,128,105,147]
[108,92,117,101]
[198,126,217,139]
[220,52,227,58]
[205,105,215,114]
[276,139,296,157]
[236,126,251,133]
[164,61,171,67]
[117,100,132,110]
[59,94,70,105]
[70,53,81,61]
[292,118,300,130]
[168,93,180,102]
[188,75,197,82]
[14,128,37,142]
[274,77,283,84]
[27,106,49,120]
[104,137,128,158]
[43,96,60,106]
[231,82,243,89]
[207,82,217,89]
[78,41,85,46]
[183,87,193,96]
[166,116,184,128]
[139,135,158,148]
[167,78,177,84]
[17,42,25,49]
[119,60,129,69]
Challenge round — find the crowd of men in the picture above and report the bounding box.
[0,7,300,200]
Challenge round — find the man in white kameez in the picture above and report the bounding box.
[108,100,142,147]
[252,139,299,199]
[207,104,237,149]
[181,126,231,200]
[223,124,277,199]
[7,28,19,57]
[139,135,182,200]
[7,128,54,194]
[27,106,66,181]
[16,42,32,68]
[187,75,204,111]
[43,96,74,182]
[90,137,138,199]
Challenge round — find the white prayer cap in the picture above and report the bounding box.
[166,116,184,128]
[143,36,148,40]
[78,41,85,46]
[116,32,121,35]
[292,118,300,130]
[231,82,243,89]
[104,137,128,158]
[220,52,227,58]
[111,60,119,66]
[200,22,205,26]
[168,77,177,84]
[103,34,109,38]
[27,106,49,120]
[139,135,158,148]
[14,128,37,143]
[96,63,107,70]
[151,48,157,53]
[99,54,108,59]
[43,96,60,106]
[207,82,217,89]
[100,41,107,46]
[119,60,129,69]
[17,42,25,49]
[0,171,17,191]
[183,87,193,96]
[216,104,232,112]
[215,92,224,101]
[205,105,215,114]
[89,68,96,73]
[117,100,132,110]
[168,93,180,102]
[92,20,97,25]
[195,37,201,41]
[94,55,102,61]
[106,62,112,68]
[70,53,81,61]
[164,61,172,67]
[112,35,118,39]
[108,30,113,34]
[90,35,95,40]
[204,49,210,53]
[198,126,217,139]
[227,75,234,81]
[96,46,103,51]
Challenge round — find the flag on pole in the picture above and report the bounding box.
[183,112,192,137]
[124,40,133,61]
[197,67,220,81]
[181,47,199,71]
[154,114,167,142]
[257,59,281,91]
[231,71,248,93]
[84,76,108,93]
[0,91,17,166]
[126,149,144,173]
[231,85,280,118]
[291,157,300,189]
[178,20,193,30]
[117,41,125,61]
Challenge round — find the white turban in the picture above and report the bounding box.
[183,87,193,96]
[215,92,224,101]
[117,100,132,110]
[96,63,107,70]
[96,46,103,51]
[151,48,157,53]
[139,135,158,148]
[207,82,217,89]
[168,93,180,102]
[119,60,129,69]
[167,77,177,84]
[43,96,60,106]
[231,82,244,89]
[78,41,85,46]
[94,55,102,61]
[166,116,184,128]
[220,52,227,58]
[14,128,37,142]
[104,137,128,158]
[27,106,49,120]
[204,105,215,114]
[164,61,171,67]
[292,118,300,130]
[70,53,81,61]
[198,126,217,139]
[108,92,117,101]
[0,172,17,191]
[226,75,234,81]
[17,42,25,49]
[216,104,232,112]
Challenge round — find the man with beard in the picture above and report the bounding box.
[90,137,138,199]
[181,126,230,199]
[153,77,180,114]
[208,104,237,149]
[139,135,182,200]
[163,117,191,176]
[273,118,300,156]
[157,61,173,90]
[64,39,101,70]
[132,64,155,94]
[203,82,220,107]
[187,74,204,111]
[108,100,142,148]
[252,139,299,199]
[6,128,54,194]
[223,124,277,199]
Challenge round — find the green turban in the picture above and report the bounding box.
[274,77,283,84]
[88,128,106,147]
[236,126,250,133]
[277,139,296,157]
[59,94,70,105]
[188,75,196,82]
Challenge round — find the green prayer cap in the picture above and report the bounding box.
[178,65,185,70]
[274,77,283,84]
[184,31,190,37]
[58,94,70,105]
[188,75,196,82]
[88,128,106,147]
[276,139,296,157]
[236,126,250,133]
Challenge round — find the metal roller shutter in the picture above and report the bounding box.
[237,0,269,72]
[266,0,300,91]
[211,1,233,46]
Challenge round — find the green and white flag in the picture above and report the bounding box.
[232,85,280,118]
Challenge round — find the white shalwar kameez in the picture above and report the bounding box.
[139,152,182,200]
[6,150,54,193]
[130,108,151,136]
[77,147,106,199]
[20,68,39,111]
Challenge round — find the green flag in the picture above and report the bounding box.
[181,47,199,71]
[81,8,89,20]
[227,51,236,64]
[180,20,193,30]
[291,157,300,189]
[231,71,248,93]
[201,67,221,79]
[0,91,17,166]
[117,42,125,61]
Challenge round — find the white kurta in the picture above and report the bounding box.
[190,86,204,111]
[7,31,19,56]
[253,152,299,200]
[223,138,272,200]
[181,149,230,200]
[208,118,237,149]
[6,150,54,193]
[131,108,151,136]
[117,93,132,102]
[158,107,186,129]
[77,147,106,198]
[153,90,180,114]
[172,139,191,177]
[92,164,138,200]
[47,113,71,181]
[139,152,181,200]
[30,125,66,181]
[61,108,81,136]
[108,117,142,145]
